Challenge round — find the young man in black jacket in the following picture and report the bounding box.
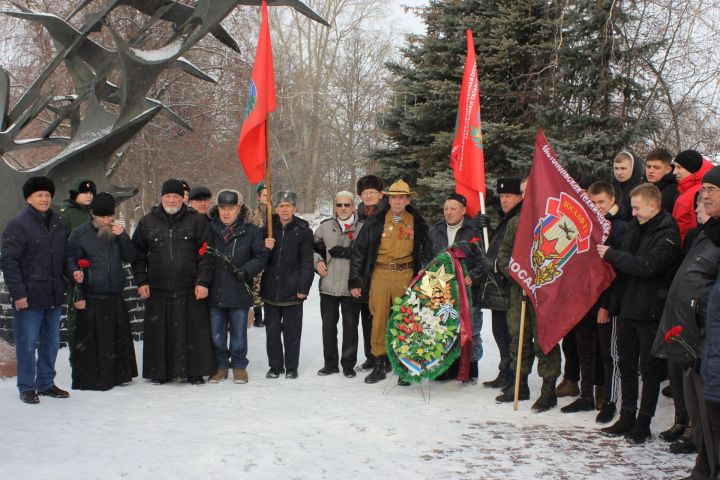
[261,191,314,379]
[597,183,681,443]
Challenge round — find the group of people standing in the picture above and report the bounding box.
[2,147,720,480]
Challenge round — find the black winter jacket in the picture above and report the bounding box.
[655,172,679,214]
[260,215,314,303]
[0,206,68,308]
[67,222,135,296]
[653,219,720,362]
[604,211,680,322]
[208,215,268,308]
[349,203,432,297]
[131,204,213,296]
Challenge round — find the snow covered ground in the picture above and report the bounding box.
[1,284,695,479]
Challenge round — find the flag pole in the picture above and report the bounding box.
[513,292,528,411]
[265,127,273,239]
[479,192,489,253]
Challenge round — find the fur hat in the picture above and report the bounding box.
[217,189,243,206]
[273,190,297,206]
[356,175,384,195]
[69,178,96,199]
[496,178,522,195]
[23,176,55,199]
[161,179,185,197]
[91,192,115,216]
[675,150,703,174]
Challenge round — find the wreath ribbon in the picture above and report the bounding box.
[447,246,473,382]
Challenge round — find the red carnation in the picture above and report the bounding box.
[664,325,683,344]
[77,259,91,269]
[398,335,406,342]
[470,237,481,244]
[199,242,208,256]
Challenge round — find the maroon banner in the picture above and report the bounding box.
[509,130,616,354]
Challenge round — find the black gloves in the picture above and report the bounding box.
[328,245,351,258]
[233,269,248,282]
[475,214,491,229]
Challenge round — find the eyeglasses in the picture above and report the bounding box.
[360,190,380,197]
[701,186,720,196]
[335,203,353,208]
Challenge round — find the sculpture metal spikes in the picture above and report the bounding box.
[0,0,329,230]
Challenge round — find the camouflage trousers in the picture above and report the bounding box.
[506,285,561,378]
[252,273,264,308]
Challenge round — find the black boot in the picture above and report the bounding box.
[531,377,558,413]
[253,306,264,328]
[560,396,595,413]
[364,356,387,384]
[601,408,636,436]
[659,422,686,443]
[669,427,697,454]
[384,356,392,373]
[496,374,529,402]
[625,411,652,444]
[462,362,479,385]
[595,402,616,424]
[483,371,510,389]
[360,356,374,371]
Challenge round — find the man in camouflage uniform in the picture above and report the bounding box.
[59,178,96,360]
[248,183,269,327]
[495,205,561,412]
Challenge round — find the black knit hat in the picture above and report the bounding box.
[161,179,185,197]
[180,180,190,193]
[675,150,703,174]
[189,186,212,200]
[446,192,467,207]
[578,174,601,191]
[91,192,115,216]
[496,178,522,195]
[356,175,384,195]
[703,166,720,188]
[23,176,55,199]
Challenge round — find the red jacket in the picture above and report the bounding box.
[673,159,714,244]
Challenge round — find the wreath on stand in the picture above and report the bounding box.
[386,247,473,383]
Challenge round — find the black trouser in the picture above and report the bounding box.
[320,294,360,371]
[562,329,580,382]
[597,316,620,404]
[617,320,666,416]
[684,367,720,480]
[264,303,303,370]
[573,315,598,399]
[491,310,511,378]
[668,359,689,425]
[359,302,373,362]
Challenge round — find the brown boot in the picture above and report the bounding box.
[209,368,228,383]
[233,368,249,384]
[555,378,579,397]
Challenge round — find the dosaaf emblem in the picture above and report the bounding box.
[530,192,592,287]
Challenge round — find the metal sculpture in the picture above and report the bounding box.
[0,1,328,229]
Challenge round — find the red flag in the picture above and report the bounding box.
[509,130,616,354]
[237,0,276,184]
[450,30,486,216]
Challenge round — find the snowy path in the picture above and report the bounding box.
[1,285,694,479]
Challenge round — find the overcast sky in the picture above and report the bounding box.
[388,1,426,35]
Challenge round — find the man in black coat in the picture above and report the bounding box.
[207,190,267,384]
[598,183,681,443]
[354,174,387,370]
[1,177,70,404]
[132,179,215,384]
[261,190,314,379]
[645,148,678,214]
[480,178,523,389]
[349,179,432,384]
[67,193,138,391]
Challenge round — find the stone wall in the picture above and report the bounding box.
[0,265,145,346]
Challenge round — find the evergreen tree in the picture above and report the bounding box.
[375,0,657,218]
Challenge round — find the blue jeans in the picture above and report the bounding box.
[472,303,483,363]
[14,307,62,393]
[209,307,249,369]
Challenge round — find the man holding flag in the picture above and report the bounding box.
[496,130,616,412]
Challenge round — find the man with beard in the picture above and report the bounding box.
[67,193,138,390]
[354,175,386,371]
[349,179,432,385]
[132,179,215,385]
[1,176,69,404]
